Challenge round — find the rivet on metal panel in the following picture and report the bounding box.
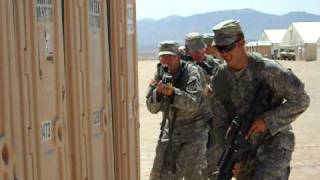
[62,84,66,101]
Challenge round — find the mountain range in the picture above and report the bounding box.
[137,8,320,59]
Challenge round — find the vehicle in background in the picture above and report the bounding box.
[278,48,296,60]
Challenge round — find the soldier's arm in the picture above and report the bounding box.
[146,70,163,114]
[208,84,230,146]
[170,66,204,110]
[262,65,310,136]
[206,55,220,75]
[146,85,164,114]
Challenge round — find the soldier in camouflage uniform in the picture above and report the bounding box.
[184,32,220,179]
[178,46,193,62]
[208,19,310,180]
[203,33,224,62]
[147,41,212,180]
[185,32,220,81]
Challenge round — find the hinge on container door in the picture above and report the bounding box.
[27,126,34,156]
[62,84,66,101]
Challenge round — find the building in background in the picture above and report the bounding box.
[280,22,320,61]
[259,29,286,59]
[246,41,272,58]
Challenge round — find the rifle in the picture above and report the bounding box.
[146,63,177,175]
[146,63,163,99]
[157,65,174,143]
[217,81,274,180]
[156,65,179,176]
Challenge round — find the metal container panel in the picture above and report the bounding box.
[109,0,140,179]
[0,0,15,179]
[64,0,115,179]
[125,0,140,179]
[2,0,139,179]
[19,0,71,179]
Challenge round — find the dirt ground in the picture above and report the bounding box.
[138,60,320,180]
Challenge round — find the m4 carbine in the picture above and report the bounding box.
[217,81,274,180]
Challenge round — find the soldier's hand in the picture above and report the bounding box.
[203,84,213,97]
[156,82,174,96]
[245,117,267,139]
[232,162,241,177]
[149,78,158,86]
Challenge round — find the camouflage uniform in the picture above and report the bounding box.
[185,32,220,180]
[203,33,224,64]
[185,32,220,79]
[147,41,212,180]
[208,20,310,180]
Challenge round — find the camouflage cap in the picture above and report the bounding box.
[212,19,243,46]
[203,33,215,46]
[158,41,179,56]
[185,32,206,51]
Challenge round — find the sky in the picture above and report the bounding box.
[136,0,320,20]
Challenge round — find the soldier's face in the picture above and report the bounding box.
[188,48,206,63]
[159,55,180,74]
[218,39,246,70]
[205,46,215,55]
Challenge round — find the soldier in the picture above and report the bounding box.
[185,32,220,81]
[184,32,220,179]
[203,33,224,62]
[147,41,212,180]
[178,45,193,62]
[208,19,310,179]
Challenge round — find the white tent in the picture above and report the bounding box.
[259,29,286,59]
[280,22,320,61]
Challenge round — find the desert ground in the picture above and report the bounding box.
[138,59,320,180]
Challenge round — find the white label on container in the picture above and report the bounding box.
[41,120,52,142]
[93,110,101,126]
[127,4,134,35]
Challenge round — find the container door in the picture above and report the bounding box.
[25,0,71,179]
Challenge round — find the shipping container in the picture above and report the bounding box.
[109,0,140,179]
[16,0,72,179]
[0,0,140,180]
[0,0,15,179]
[64,0,115,179]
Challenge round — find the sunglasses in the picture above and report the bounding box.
[216,40,239,53]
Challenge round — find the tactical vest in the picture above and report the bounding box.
[173,60,194,91]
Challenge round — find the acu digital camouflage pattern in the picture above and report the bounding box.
[199,55,222,180]
[158,41,179,56]
[185,32,206,52]
[212,19,242,46]
[147,60,212,180]
[208,53,310,179]
[184,32,220,83]
[184,32,221,179]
